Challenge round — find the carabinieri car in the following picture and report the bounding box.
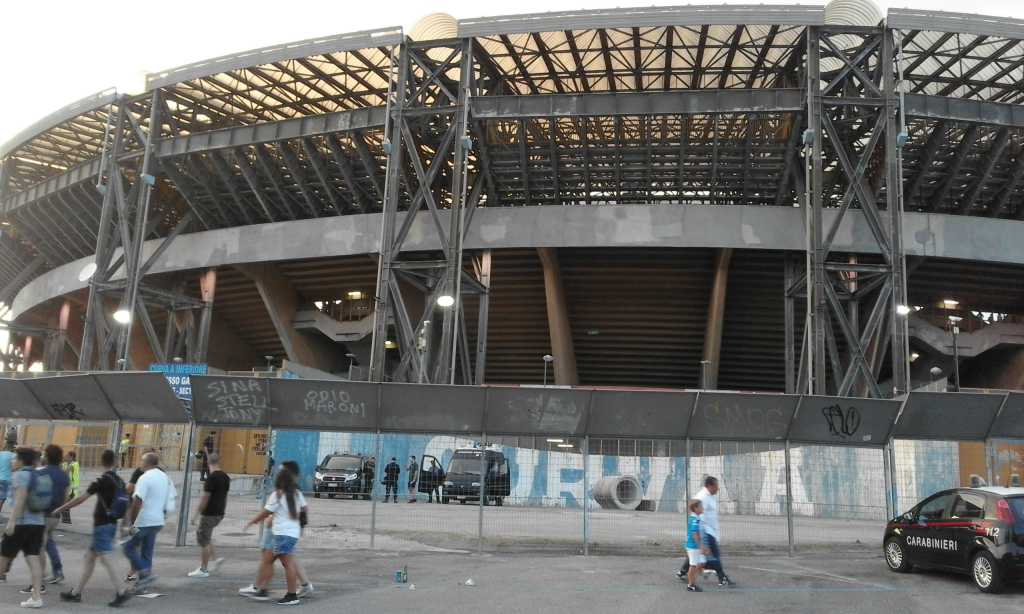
[884,486,1024,592]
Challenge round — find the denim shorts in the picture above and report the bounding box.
[89,523,117,555]
[0,480,9,500]
[273,535,297,556]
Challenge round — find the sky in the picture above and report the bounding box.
[2,0,1024,148]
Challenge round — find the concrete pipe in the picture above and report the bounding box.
[592,475,643,510]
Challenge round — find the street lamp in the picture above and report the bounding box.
[700,360,712,391]
[346,353,357,380]
[542,355,554,387]
[113,309,131,324]
[929,366,942,386]
[265,355,274,372]
[417,320,431,383]
[948,316,962,392]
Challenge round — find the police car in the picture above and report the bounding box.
[884,484,1024,592]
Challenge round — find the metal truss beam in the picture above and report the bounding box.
[803,25,909,399]
[470,89,803,119]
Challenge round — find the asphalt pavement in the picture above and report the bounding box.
[1,531,1022,614]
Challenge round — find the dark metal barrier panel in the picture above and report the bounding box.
[191,376,271,428]
[270,379,378,431]
[20,374,119,421]
[688,392,797,441]
[986,392,1024,438]
[92,373,190,423]
[485,387,592,436]
[380,384,485,434]
[588,390,695,439]
[787,396,900,446]
[891,392,1003,441]
[0,378,54,420]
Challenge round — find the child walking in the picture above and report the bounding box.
[684,499,710,592]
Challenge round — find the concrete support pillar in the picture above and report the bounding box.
[42,300,71,371]
[195,268,217,363]
[701,248,732,390]
[537,248,579,386]
[235,263,343,372]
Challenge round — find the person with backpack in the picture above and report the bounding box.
[121,452,176,590]
[34,445,69,587]
[382,458,400,503]
[0,447,46,608]
[0,441,15,519]
[50,450,132,607]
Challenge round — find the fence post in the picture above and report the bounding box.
[684,439,691,504]
[582,436,589,557]
[882,443,894,520]
[369,430,382,551]
[784,440,794,557]
[985,439,995,486]
[887,439,899,516]
[175,420,197,547]
[477,434,486,555]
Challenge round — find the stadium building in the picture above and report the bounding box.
[3,0,1024,399]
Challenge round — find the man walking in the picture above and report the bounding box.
[188,453,229,578]
[382,458,400,503]
[695,476,735,588]
[406,456,419,503]
[0,447,45,608]
[122,452,175,589]
[51,450,132,607]
[36,444,69,586]
[0,441,15,518]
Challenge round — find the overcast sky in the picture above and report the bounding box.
[2,0,1024,148]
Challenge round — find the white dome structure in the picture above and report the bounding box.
[409,12,459,41]
[824,0,883,26]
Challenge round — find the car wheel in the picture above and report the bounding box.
[442,496,450,504]
[460,499,466,505]
[884,538,912,573]
[972,551,1005,593]
[496,497,504,507]
[328,493,335,499]
[314,492,321,499]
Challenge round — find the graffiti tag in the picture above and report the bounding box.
[822,404,860,439]
[50,402,85,420]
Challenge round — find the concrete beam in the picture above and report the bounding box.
[701,248,732,390]
[537,248,579,386]
[15,205,1024,319]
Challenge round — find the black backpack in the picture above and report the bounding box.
[101,474,130,520]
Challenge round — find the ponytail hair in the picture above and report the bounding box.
[275,468,298,520]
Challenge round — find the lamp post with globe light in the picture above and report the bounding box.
[542,355,554,387]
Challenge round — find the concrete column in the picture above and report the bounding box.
[195,268,217,363]
[537,248,579,386]
[701,248,733,390]
[42,300,71,371]
[235,263,344,372]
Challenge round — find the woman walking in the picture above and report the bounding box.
[243,468,306,605]
[60,452,79,524]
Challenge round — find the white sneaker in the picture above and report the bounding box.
[209,557,225,575]
[238,584,260,596]
[296,582,314,598]
[20,597,43,608]
[187,568,209,578]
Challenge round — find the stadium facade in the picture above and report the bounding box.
[2,0,1024,398]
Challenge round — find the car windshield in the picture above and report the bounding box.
[448,456,482,475]
[321,456,361,471]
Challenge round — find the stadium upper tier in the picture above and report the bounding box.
[5,1,1024,390]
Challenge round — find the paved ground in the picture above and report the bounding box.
[1,532,1022,614]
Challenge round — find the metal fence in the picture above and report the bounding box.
[4,372,1024,556]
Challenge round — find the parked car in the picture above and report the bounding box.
[442,444,510,506]
[883,485,1024,592]
[313,453,368,499]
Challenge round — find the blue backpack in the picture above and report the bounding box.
[24,469,54,513]
[102,474,130,520]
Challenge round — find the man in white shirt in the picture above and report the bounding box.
[121,453,174,589]
[696,476,735,588]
